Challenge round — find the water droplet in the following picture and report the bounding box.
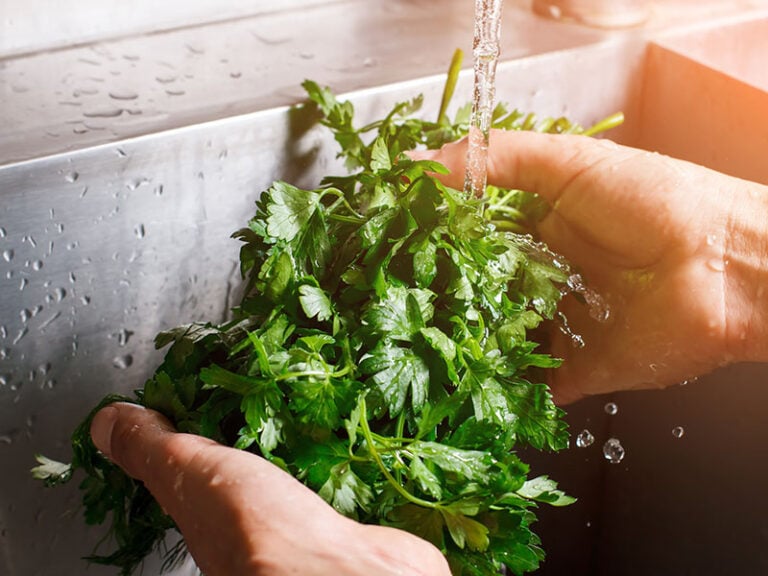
[20,309,31,323]
[126,177,149,191]
[19,277,28,291]
[363,57,376,68]
[43,379,57,390]
[80,295,91,305]
[604,402,618,415]
[706,234,718,246]
[154,184,164,196]
[0,227,6,237]
[0,348,8,360]
[39,311,61,330]
[229,71,242,79]
[165,89,186,97]
[115,328,134,347]
[31,305,43,317]
[39,363,51,375]
[32,260,43,271]
[155,74,178,84]
[108,89,138,101]
[55,287,67,301]
[113,354,133,369]
[134,224,145,239]
[0,375,6,386]
[83,107,124,118]
[575,429,594,448]
[672,426,685,438]
[2,249,13,262]
[12,326,28,345]
[603,438,625,464]
[65,171,79,183]
[679,376,698,386]
[116,148,127,157]
[0,326,6,338]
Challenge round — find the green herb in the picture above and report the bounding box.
[37,50,621,575]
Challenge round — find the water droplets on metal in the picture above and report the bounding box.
[65,171,79,183]
[134,224,146,239]
[575,429,594,448]
[113,354,134,369]
[604,402,618,415]
[2,249,13,262]
[603,438,625,464]
[672,426,685,439]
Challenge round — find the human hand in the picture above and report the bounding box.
[90,402,450,576]
[413,131,768,403]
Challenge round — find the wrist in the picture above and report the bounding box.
[724,179,768,363]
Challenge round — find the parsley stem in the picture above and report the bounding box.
[357,397,439,509]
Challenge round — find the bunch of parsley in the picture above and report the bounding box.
[34,51,621,575]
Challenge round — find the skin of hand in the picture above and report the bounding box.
[411,131,768,403]
[90,402,451,576]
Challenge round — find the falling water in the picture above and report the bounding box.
[464,0,504,198]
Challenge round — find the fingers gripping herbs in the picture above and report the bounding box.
[35,51,621,575]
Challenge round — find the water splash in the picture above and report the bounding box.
[567,273,611,322]
[464,0,504,198]
[602,438,625,464]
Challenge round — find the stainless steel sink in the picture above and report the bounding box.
[2,1,768,574]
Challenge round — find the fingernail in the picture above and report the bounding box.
[90,405,119,457]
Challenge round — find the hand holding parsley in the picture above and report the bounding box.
[416,130,768,403]
[90,402,450,576]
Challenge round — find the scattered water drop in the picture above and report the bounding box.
[602,438,625,464]
[679,376,698,386]
[20,309,31,323]
[2,249,13,262]
[705,234,718,246]
[32,260,43,271]
[604,402,618,415]
[0,348,8,360]
[362,57,376,68]
[69,272,77,283]
[575,429,594,448]
[229,71,242,79]
[65,171,79,183]
[115,328,134,347]
[0,326,6,338]
[0,227,6,237]
[19,277,28,291]
[165,89,186,97]
[39,311,61,330]
[43,379,57,390]
[83,107,124,118]
[80,295,91,305]
[108,89,139,101]
[134,224,145,239]
[12,327,28,345]
[113,354,133,369]
[126,177,150,190]
[55,287,67,301]
[154,184,164,196]
[672,426,685,439]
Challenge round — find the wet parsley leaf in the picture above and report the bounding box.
[37,49,623,575]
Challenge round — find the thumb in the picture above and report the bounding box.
[411,130,630,205]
